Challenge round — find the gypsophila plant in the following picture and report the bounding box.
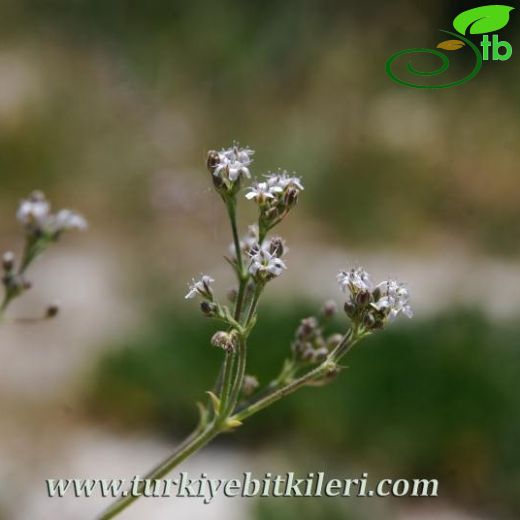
[100,144,413,519]
[1,191,87,322]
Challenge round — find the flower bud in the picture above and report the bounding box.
[326,333,343,350]
[344,301,356,318]
[314,347,329,363]
[268,237,284,257]
[322,299,337,318]
[242,374,259,396]
[301,346,315,363]
[207,150,220,173]
[200,301,217,317]
[46,303,60,318]
[29,190,46,203]
[284,187,299,207]
[356,291,371,306]
[297,317,318,339]
[2,251,15,272]
[211,331,235,352]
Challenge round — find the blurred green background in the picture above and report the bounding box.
[0,1,519,519]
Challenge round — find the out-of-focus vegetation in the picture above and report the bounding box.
[1,1,520,253]
[89,304,520,517]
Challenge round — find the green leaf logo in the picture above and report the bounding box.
[453,5,514,35]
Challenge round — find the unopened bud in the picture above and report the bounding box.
[356,291,371,306]
[326,333,344,350]
[46,303,60,318]
[200,301,217,317]
[2,251,15,272]
[301,346,315,363]
[211,331,235,352]
[29,190,46,202]
[207,150,220,173]
[268,237,285,257]
[322,299,337,318]
[242,375,259,396]
[284,187,299,207]
[314,347,329,363]
[297,317,318,339]
[344,301,356,318]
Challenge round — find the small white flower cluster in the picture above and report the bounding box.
[185,274,215,300]
[371,280,413,320]
[338,267,413,327]
[248,240,287,280]
[17,191,88,235]
[245,171,304,205]
[337,267,372,294]
[211,145,254,183]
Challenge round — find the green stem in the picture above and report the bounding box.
[227,200,242,275]
[244,285,262,327]
[224,335,247,416]
[100,329,358,518]
[98,424,219,520]
[232,330,357,422]
[232,362,329,422]
[219,349,236,411]
[234,277,247,321]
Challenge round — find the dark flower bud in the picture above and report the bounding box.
[200,301,217,317]
[2,251,15,272]
[314,347,329,363]
[356,291,371,306]
[268,237,285,257]
[326,333,343,350]
[297,317,318,339]
[301,346,315,363]
[284,187,299,207]
[46,303,60,318]
[212,173,224,190]
[344,301,356,318]
[322,300,337,318]
[207,150,220,173]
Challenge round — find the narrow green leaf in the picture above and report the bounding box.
[206,391,221,414]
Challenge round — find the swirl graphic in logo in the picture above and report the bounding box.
[385,31,482,89]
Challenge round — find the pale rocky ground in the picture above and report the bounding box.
[0,237,514,519]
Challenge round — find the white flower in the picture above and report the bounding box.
[337,267,372,294]
[50,209,88,232]
[17,195,50,227]
[185,274,215,300]
[213,145,254,182]
[248,247,287,278]
[372,279,413,320]
[266,171,304,192]
[17,191,87,235]
[245,181,282,204]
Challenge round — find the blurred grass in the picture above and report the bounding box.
[87,303,520,516]
[2,1,520,253]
